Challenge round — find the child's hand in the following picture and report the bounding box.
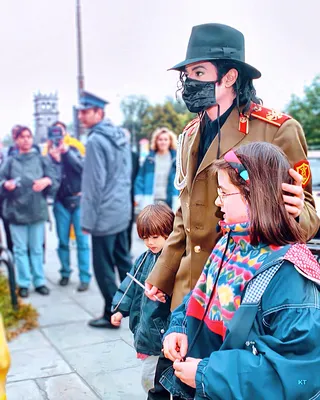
[145,282,166,303]
[111,312,123,327]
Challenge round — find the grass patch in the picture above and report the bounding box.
[0,273,38,341]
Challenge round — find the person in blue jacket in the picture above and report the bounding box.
[111,203,174,393]
[134,127,179,212]
[161,142,320,400]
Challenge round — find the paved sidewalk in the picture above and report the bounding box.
[6,222,146,400]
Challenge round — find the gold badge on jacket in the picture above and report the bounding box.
[294,160,311,188]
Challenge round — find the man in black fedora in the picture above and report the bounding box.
[145,23,319,399]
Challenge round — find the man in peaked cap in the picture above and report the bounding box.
[79,91,132,329]
[78,90,109,111]
[145,23,320,399]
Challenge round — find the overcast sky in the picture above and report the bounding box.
[0,0,319,138]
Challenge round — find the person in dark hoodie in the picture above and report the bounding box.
[78,91,132,329]
[0,126,59,298]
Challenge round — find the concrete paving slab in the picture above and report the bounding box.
[63,340,140,377]
[84,365,145,400]
[9,330,51,353]
[7,347,72,382]
[70,293,104,317]
[6,221,147,399]
[37,373,100,399]
[49,283,95,299]
[23,290,73,309]
[119,324,134,348]
[6,380,45,400]
[41,321,121,350]
[45,275,99,299]
[37,301,92,327]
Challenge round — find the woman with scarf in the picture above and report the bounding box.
[160,142,320,400]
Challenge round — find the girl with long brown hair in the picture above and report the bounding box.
[160,142,320,400]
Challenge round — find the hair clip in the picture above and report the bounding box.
[224,150,249,183]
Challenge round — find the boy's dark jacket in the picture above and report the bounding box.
[0,153,58,224]
[112,250,171,356]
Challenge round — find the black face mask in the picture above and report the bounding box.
[182,77,218,113]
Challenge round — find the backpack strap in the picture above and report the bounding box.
[242,262,283,305]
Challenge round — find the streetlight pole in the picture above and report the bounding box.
[74,0,84,138]
[76,0,84,98]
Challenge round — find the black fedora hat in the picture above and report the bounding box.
[170,23,261,79]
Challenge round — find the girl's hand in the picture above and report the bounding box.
[33,177,52,192]
[282,168,304,218]
[4,180,16,191]
[111,312,123,327]
[173,357,201,388]
[163,332,188,362]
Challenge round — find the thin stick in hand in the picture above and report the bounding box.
[126,272,161,301]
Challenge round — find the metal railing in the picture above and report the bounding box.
[0,246,18,310]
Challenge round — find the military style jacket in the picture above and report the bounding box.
[147,103,320,309]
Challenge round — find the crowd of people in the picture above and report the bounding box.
[1,22,320,400]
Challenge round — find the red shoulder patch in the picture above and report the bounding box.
[294,159,311,188]
[250,103,292,127]
[284,244,320,285]
[183,117,200,137]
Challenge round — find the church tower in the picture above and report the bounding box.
[34,92,59,143]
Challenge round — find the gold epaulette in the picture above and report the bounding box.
[250,103,292,127]
[183,117,200,137]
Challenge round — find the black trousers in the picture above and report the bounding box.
[91,229,132,318]
[148,353,181,400]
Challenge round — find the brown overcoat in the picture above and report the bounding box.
[147,105,320,310]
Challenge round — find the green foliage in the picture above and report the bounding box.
[285,75,320,148]
[120,95,195,142]
[120,95,150,144]
[141,102,182,137]
[0,273,38,340]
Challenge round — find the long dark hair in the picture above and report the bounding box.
[212,142,306,246]
[212,60,261,114]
